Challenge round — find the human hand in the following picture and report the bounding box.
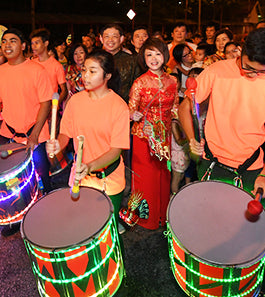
[75,163,89,181]
[27,133,39,151]
[189,138,205,156]
[253,175,265,198]
[46,139,61,156]
[131,111,143,121]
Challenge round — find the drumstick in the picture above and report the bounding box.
[186,77,201,142]
[49,93,60,158]
[247,187,264,217]
[71,135,85,201]
[0,146,26,158]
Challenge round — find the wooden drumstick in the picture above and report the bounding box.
[49,93,59,158]
[0,146,26,158]
[247,187,264,217]
[71,135,85,201]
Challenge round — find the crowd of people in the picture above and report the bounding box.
[0,18,265,239]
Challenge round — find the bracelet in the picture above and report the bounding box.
[258,174,265,178]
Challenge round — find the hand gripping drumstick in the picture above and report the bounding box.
[71,135,85,201]
[185,77,201,142]
[49,93,60,158]
[0,146,26,158]
[247,187,264,217]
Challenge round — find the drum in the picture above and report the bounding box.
[0,142,39,225]
[21,187,124,297]
[49,142,73,176]
[167,181,265,297]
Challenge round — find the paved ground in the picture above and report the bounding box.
[1,166,265,297]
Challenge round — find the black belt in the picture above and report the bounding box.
[5,122,34,138]
[88,157,121,179]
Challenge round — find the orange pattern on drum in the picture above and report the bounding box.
[34,248,56,279]
[65,246,88,276]
[72,275,97,297]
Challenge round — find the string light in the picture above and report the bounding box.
[167,227,265,297]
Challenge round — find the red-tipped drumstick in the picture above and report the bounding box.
[185,77,201,142]
[70,135,84,201]
[247,187,264,217]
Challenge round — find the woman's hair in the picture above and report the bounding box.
[214,28,233,44]
[86,49,120,93]
[172,43,189,63]
[138,37,169,71]
[68,43,88,65]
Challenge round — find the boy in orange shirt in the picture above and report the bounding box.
[179,28,265,195]
[0,28,53,236]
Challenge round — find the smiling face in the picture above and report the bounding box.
[144,47,164,75]
[73,46,86,67]
[82,58,110,91]
[1,33,26,65]
[215,33,231,53]
[100,28,124,55]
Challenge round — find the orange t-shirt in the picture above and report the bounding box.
[0,59,53,143]
[196,58,265,170]
[60,89,130,195]
[34,56,66,93]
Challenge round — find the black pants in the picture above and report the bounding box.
[197,158,262,194]
[0,136,52,194]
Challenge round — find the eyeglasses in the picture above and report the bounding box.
[240,55,265,77]
[182,50,192,58]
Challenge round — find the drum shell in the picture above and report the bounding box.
[49,143,73,176]
[0,143,39,225]
[21,187,124,297]
[167,181,265,297]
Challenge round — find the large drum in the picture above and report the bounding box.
[21,187,124,297]
[0,142,39,225]
[167,181,265,297]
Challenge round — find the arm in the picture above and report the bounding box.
[178,96,204,156]
[58,82,68,105]
[27,101,51,150]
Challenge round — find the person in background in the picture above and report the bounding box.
[201,22,219,55]
[224,41,241,59]
[130,26,149,55]
[129,38,179,230]
[0,28,53,236]
[30,28,68,106]
[82,32,95,54]
[54,38,68,69]
[65,43,88,102]
[203,28,233,68]
[192,43,208,68]
[167,22,197,73]
[192,33,203,45]
[178,28,265,195]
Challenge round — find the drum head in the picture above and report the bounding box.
[168,181,265,266]
[22,187,113,249]
[0,143,28,175]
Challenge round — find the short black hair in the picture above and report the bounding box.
[68,43,88,65]
[100,24,124,37]
[2,28,26,44]
[30,28,50,42]
[214,29,233,44]
[242,28,265,65]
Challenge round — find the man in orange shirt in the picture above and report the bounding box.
[178,28,265,195]
[0,28,53,235]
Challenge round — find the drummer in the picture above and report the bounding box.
[178,28,265,195]
[0,29,53,236]
[46,49,130,227]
